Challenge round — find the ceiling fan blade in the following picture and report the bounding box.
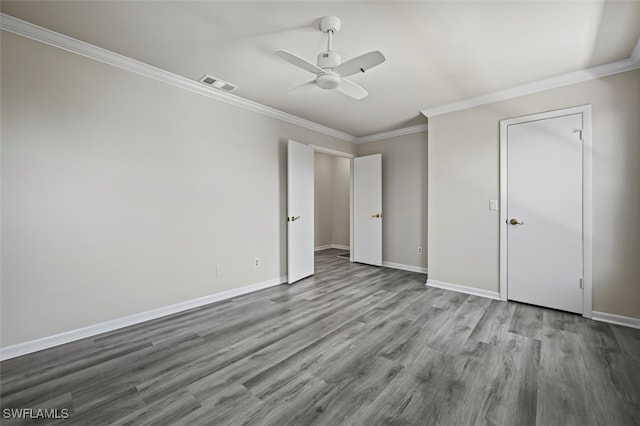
[289,80,318,95]
[337,79,368,100]
[334,50,386,78]
[275,49,324,75]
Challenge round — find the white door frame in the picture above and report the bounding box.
[499,105,593,318]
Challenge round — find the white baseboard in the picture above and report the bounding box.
[426,279,501,300]
[0,276,287,361]
[592,311,640,329]
[315,244,350,251]
[382,261,428,274]
[423,281,639,329]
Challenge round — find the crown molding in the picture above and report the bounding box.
[0,13,358,144]
[355,123,428,144]
[421,38,640,118]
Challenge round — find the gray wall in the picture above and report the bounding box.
[314,153,333,248]
[331,156,350,248]
[357,132,428,269]
[0,31,357,346]
[428,69,640,319]
[314,153,350,249]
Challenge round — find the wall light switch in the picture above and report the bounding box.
[489,200,498,210]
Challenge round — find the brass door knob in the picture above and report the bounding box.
[509,218,524,225]
[290,216,300,222]
[371,213,382,218]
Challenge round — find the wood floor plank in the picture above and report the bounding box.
[237,372,329,426]
[1,339,152,396]
[376,306,450,366]
[0,340,154,408]
[425,298,486,356]
[357,346,461,426]
[538,328,584,384]
[574,335,640,425]
[2,248,639,425]
[454,334,540,426]
[543,308,580,334]
[468,299,516,345]
[189,316,365,402]
[508,302,545,340]
[291,356,404,426]
[610,323,640,358]
[178,384,262,426]
[240,320,368,401]
[536,378,591,426]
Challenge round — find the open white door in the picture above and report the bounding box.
[353,154,382,266]
[287,140,314,284]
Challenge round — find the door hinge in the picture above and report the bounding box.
[579,277,583,289]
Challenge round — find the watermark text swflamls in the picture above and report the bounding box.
[2,408,70,420]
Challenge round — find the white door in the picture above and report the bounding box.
[287,140,314,283]
[506,113,584,313]
[353,154,382,266]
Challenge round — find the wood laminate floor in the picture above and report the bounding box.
[1,249,639,425]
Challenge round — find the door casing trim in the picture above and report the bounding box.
[499,105,592,318]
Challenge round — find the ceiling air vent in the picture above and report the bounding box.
[199,75,237,92]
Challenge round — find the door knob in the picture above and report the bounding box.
[509,218,524,225]
[290,216,300,222]
[371,213,382,218]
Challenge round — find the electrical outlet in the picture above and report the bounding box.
[417,247,423,255]
[254,257,260,268]
[216,264,223,276]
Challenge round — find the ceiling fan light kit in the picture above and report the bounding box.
[317,72,341,90]
[275,15,385,100]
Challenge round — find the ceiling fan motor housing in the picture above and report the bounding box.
[317,51,341,69]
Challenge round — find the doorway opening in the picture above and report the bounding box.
[313,150,352,267]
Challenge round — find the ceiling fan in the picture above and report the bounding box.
[275,16,385,100]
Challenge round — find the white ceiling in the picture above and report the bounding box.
[2,1,639,137]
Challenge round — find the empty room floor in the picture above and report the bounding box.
[1,249,639,425]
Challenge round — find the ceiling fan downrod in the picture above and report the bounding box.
[317,16,342,73]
